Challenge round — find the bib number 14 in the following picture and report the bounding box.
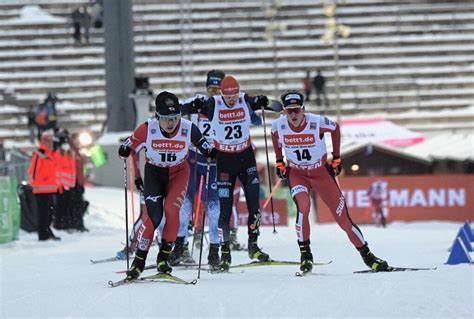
[293,149,312,161]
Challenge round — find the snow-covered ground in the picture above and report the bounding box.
[1,187,472,319]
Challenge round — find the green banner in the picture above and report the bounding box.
[89,144,108,167]
[0,176,20,244]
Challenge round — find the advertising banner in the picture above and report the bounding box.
[0,176,20,244]
[316,175,473,223]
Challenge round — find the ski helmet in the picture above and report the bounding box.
[155,91,181,117]
[220,75,240,96]
[206,69,225,87]
[280,90,304,108]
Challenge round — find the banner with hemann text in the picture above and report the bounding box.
[316,175,474,223]
[236,199,288,226]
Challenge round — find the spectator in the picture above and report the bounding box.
[70,133,89,231]
[90,0,104,29]
[28,131,61,241]
[34,93,58,140]
[302,71,312,102]
[313,69,330,108]
[27,105,36,143]
[81,5,92,43]
[0,138,6,176]
[71,7,82,43]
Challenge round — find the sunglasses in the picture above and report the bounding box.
[222,93,240,100]
[207,86,221,95]
[158,113,181,122]
[284,107,303,114]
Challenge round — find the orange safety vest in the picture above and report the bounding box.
[54,150,76,190]
[28,144,59,194]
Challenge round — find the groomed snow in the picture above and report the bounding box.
[1,186,472,318]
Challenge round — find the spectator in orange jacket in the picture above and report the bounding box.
[28,131,61,241]
[53,128,76,230]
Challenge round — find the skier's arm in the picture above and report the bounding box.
[118,122,148,158]
[245,94,282,112]
[319,116,340,159]
[190,123,217,158]
[181,97,215,121]
[271,121,284,162]
[271,121,288,179]
[250,110,262,125]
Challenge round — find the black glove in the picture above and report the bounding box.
[134,177,144,192]
[192,97,204,111]
[255,95,269,108]
[206,147,218,159]
[276,160,287,179]
[326,156,342,177]
[118,145,131,158]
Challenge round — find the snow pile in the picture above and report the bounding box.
[3,5,66,25]
[0,186,472,318]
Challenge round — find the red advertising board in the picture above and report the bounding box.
[235,198,288,226]
[316,175,474,223]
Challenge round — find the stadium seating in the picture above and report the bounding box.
[0,0,472,145]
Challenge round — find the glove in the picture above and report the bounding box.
[255,95,269,108]
[327,156,342,177]
[276,160,287,179]
[205,147,218,159]
[134,177,144,192]
[192,97,204,111]
[118,145,131,158]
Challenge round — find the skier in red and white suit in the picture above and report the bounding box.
[118,91,217,280]
[368,180,389,227]
[271,90,390,273]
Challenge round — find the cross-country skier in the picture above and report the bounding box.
[118,91,216,280]
[368,179,389,228]
[170,69,226,270]
[182,75,277,272]
[271,90,390,273]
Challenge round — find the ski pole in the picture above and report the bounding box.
[198,159,211,279]
[123,159,130,270]
[260,106,277,233]
[128,157,136,224]
[191,175,204,257]
[262,179,282,210]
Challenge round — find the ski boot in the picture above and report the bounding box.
[156,240,173,274]
[358,245,389,272]
[248,235,271,262]
[181,242,196,264]
[299,240,313,273]
[193,232,202,250]
[229,228,243,251]
[116,243,135,260]
[208,243,220,271]
[169,236,186,266]
[219,242,231,272]
[126,249,147,280]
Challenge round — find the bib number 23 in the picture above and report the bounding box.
[224,125,242,139]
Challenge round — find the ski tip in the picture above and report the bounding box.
[190,279,198,285]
